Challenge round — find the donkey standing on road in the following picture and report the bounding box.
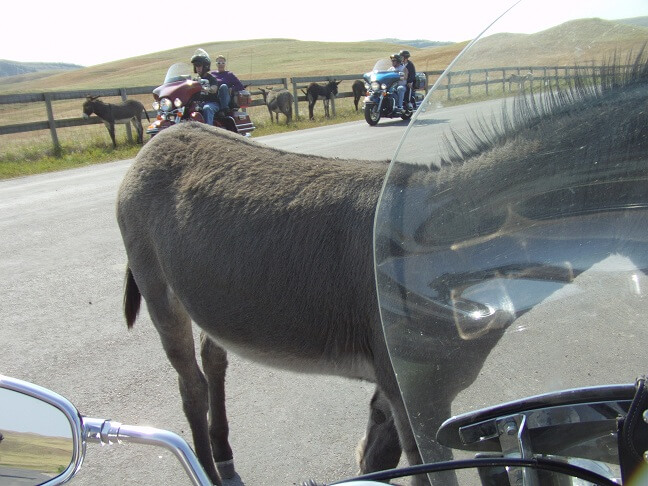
[82,96,149,148]
[117,55,648,486]
[305,80,341,119]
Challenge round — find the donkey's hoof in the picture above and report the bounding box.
[217,459,236,479]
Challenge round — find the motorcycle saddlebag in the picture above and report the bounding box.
[236,90,252,108]
[414,73,427,90]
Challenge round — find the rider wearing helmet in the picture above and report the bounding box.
[389,53,408,113]
[399,50,416,110]
[190,48,227,126]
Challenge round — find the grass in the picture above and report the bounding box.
[0,430,72,474]
[2,19,645,179]
[0,100,365,180]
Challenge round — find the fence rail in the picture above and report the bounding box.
[0,64,608,150]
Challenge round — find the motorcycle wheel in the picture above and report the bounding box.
[364,104,381,126]
[401,110,413,121]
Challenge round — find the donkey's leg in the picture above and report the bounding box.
[146,287,222,485]
[308,96,315,120]
[356,387,401,473]
[133,118,144,144]
[324,99,330,118]
[199,332,236,479]
[105,121,117,148]
[382,375,458,486]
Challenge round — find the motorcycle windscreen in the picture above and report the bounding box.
[163,63,194,84]
[373,0,648,476]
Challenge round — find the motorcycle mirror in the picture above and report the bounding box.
[0,375,213,486]
[0,375,83,486]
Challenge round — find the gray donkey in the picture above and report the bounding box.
[259,87,294,124]
[82,95,149,147]
[117,54,648,485]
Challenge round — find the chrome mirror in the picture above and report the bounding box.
[0,376,84,486]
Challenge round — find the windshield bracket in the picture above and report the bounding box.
[496,414,539,486]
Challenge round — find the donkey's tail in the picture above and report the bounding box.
[124,266,142,329]
[142,107,151,123]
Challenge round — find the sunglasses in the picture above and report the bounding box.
[216,61,226,65]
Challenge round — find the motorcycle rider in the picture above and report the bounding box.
[190,48,225,126]
[389,53,408,113]
[211,55,245,111]
[399,50,416,110]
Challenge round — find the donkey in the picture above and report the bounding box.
[82,96,149,148]
[507,72,534,91]
[304,80,341,119]
[117,54,648,485]
[259,87,294,124]
[352,79,366,111]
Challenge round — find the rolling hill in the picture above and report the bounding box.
[0,17,646,95]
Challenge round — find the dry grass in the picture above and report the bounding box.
[0,430,72,473]
[0,18,646,175]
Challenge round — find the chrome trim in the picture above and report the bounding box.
[82,418,212,486]
[0,374,85,485]
[0,375,212,486]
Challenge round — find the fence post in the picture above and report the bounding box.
[447,73,452,100]
[291,78,300,119]
[468,72,472,96]
[44,93,60,154]
[120,88,133,143]
[485,69,489,96]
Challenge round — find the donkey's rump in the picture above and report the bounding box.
[117,122,387,367]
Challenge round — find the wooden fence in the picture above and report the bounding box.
[0,64,605,151]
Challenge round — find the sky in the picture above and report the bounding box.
[2,0,646,67]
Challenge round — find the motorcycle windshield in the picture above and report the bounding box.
[371,59,393,72]
[373,0,648,478]
[163,62,194,84]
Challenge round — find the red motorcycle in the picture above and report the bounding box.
[146,62,255,137]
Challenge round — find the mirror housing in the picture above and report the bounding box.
[0,375,84,486]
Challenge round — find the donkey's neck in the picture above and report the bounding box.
[92,101,112,121]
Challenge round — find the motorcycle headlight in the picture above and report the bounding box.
[160,98,173,112]
[371,81,380,91]
[174,98,183,108]
[152,101,160,110]
[381,83,388,90]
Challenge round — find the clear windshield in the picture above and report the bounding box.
[371,59,393,72]
[163,62,194,84]
[374,0,648,474]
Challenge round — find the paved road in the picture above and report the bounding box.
[0,116,425,486]
[4,96,642,485]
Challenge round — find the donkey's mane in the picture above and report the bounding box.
[439,48,648,167]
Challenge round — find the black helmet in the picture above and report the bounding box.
[191,48,211,71]
[399,50,411,58]
[390,53,403,63]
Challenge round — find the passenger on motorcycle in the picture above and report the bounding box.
[389,54,408,113]
[399,50,416,110]
[190,48,225,126]
[211,55,245,111]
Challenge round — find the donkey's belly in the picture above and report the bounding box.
[203,326,376,383]
[236,342,376,382]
